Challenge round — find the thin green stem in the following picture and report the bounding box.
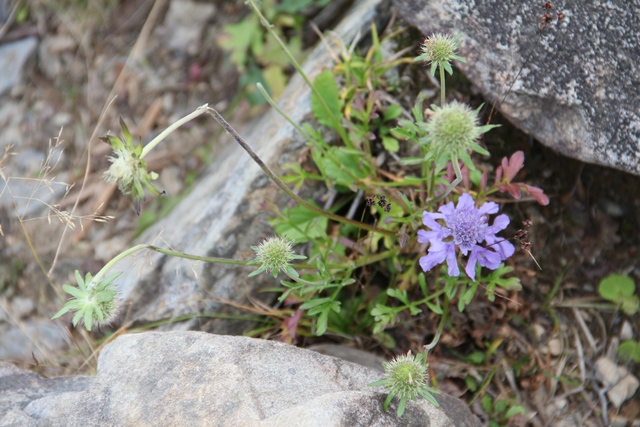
[204,107,395,236]
[430,157,462,203]
[256,83,311,140]
[246,0,351,148]
[90,244,249,288]
[439,65,446,106]
[141,105,208,158]
[424,295,449,351]
[293,249,396,271]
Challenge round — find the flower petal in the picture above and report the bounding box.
[494,240,515,260]
[438,200,456,216]
[422,211,444,229]
[476,247,503,270]
[478,201,499,215]
[487,214,510,234]
[419,247,448,273]
[456,193,474,210]
[417,229,442,244]
[465,249,479,281]
[444,243,459,277]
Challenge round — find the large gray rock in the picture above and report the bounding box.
[0,37,38,95]
[105,0,390,333]
[1,331,480,426]
[394,0,640,175]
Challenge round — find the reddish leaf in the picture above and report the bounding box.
[499,183,522,199]
[523,184,550,206]
[503,151,525,181]
[281,308,303,343]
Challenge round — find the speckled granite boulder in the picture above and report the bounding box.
[394,0,640,175]
[1,332,480,427]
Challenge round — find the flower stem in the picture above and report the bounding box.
[245,0,351,148]
[204,107,395,236]
[141,105,208,158]
[431,157,462,203]
[292,249,396,271]
[424,295,449,352]
[439,65,446,106]
[90,244,249,288]
[256,83,311,141]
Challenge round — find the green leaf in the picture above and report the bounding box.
[397,397,407,417]
[368,379,388,387]
[75,270,85,288]
[504,405,526,418]
[598,274,636,302]
[621,296,640,315]
[51,305,72,320]
[218,15,262,69]
[72,310,84,327]
[411,92,427,123]
[425,300,443,315]
[418,389,440,407]
[315,147,369,188]
[618,340,640,363]
[383,392,394,411]
[300,297,332,310]
[381,136,399,152]
[386,288,408,303]
[466,351,485,365]
[481,395,492,413]
[62,284,85,299]
[390,127,415,142]
[383,104,403,121]
[311,70,342,130]
[262,65,288,100]
[271,203,329,244]
[429,61,437,76]
[84,309,93,332]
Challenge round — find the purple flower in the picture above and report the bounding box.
[418,193,515,281]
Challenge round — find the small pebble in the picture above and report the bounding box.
[595,357,627,386]
[532,323,545,340]
[607,374,640,408]
[620,320,633,341]
[547,338,562,356]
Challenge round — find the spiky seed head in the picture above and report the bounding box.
[101,118,160,214]
[51,271,122,332]
[415,33,465,76]
[248,236,306,278]
[421,101,496,169]
[383,351,429,398]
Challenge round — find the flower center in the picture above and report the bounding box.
[445,207,487,252]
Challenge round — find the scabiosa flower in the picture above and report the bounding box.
[51,270,122,331]
[102,118,161,215]
[247,236,306,279]
[369,351,439,416]
[414,33,465,76]
[421,101,496,170]
[418,193,515,281]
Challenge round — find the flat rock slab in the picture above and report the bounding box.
[394,0,640,175]
[0,37,38,95]
[106,0,389,333]
[1,331,480,426]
